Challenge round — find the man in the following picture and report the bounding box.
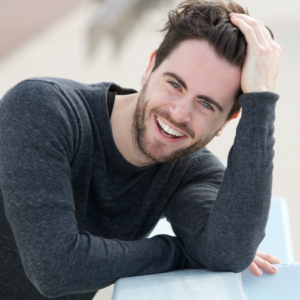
[0,0,281,299]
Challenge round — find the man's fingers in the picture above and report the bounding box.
[230,13,269,48]
[254,255,278,274]
[229,13,281,93]
[248,262,262,277]
[256,250,282,264]
[229,14,258,47]
[260,23,274,44]
[230,13,275,45]
[249,252,282,277]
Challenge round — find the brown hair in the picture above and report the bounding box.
[153,0,274,120]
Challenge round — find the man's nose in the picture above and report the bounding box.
[168,97,192,123]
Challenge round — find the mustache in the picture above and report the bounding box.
[151,108,195,139]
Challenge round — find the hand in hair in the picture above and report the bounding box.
[229,13,281,93]
[248,251,282,276]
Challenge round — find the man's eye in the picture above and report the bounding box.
[202,101,213,110]
[169,81,181,90]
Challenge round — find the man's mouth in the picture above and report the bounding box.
[156,116,185,139]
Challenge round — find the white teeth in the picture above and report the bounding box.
[157,116,184,137]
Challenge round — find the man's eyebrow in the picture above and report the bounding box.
[197,95,223,112]
[163,72,187,90]
[163,71,223,112]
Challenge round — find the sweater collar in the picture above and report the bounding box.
[95,82,160,173]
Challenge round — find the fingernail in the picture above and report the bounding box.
[271,266,278,273]
[258,270,262,276]
[275,257,282,262]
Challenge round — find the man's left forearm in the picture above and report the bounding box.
[167,92,278,273]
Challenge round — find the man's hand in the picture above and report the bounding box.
[229,13,281,93]
[248,251,282,276]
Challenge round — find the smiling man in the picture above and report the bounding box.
[0,0,281,299]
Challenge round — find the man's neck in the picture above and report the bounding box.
[110,93,154,167]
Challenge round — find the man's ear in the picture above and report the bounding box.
[216,109,241,137]
[216,120,230,137]
[229,110,241,121]
[141,50,157,86]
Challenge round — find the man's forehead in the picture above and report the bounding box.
[164,39,239,73]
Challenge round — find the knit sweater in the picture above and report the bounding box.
[0,77,278,299]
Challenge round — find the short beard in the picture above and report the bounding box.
[131,80,218,163]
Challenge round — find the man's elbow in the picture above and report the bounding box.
[35,283,63,299]
[25,264,67,298]
[206,260,252,273]
[201,254,254,273]
[28,276,66,298]
[188,246,254,273]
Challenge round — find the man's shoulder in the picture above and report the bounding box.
[6,77,110,96]
[0,78,107,132]
[0,77,113,117]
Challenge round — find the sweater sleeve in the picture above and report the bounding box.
[166,92,279,273]
[0,80,191,298]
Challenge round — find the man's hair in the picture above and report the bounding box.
[153,0,274,120]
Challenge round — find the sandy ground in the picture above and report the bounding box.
[0,0,299,299]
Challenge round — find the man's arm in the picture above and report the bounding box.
[0,80,194,298]
[166,14,281,273]
[167,91,278,273]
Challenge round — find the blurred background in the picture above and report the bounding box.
[0,0,299,299]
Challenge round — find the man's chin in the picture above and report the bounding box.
[138,146,171,164]
[138,144,194,163]
[136,151,157,165]
[145,139,210,163]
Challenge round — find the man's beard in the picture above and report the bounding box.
[131,80,218,163]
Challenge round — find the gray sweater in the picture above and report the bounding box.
[0,78,278,299]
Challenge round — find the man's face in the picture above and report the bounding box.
[133,39,241,163]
